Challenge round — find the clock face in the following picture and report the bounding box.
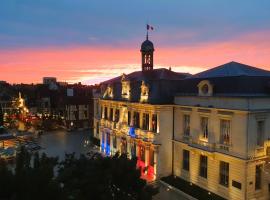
[201,84,209,94]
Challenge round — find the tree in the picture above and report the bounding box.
[0,149,157,200]
[57,153,156,200]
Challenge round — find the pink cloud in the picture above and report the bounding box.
[1,30,270,84]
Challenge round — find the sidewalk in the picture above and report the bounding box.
[153,181,197,200]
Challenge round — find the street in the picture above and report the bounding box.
[153,182,190,200]
[36,129,93,160]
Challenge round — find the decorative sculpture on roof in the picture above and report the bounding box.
[140,81,150,102]
[121,73,131,100]
[103,84,114,99]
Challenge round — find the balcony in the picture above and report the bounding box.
[216,143,231,152]
[189,139,215,152]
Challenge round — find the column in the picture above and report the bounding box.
[145,145,150,167]
[110,134,114,155]
[127,138,131,159]
[156,112,160,133]
[117,137,121,153]
[154,150,158,180]
[149,113,152,131]
[139,112,143,129]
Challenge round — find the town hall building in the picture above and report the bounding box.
[93,35,270,199]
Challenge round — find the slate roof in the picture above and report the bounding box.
[190,61,270,79]
[178,61,270,97]
[101,68,190,104]
[102,68,189,84]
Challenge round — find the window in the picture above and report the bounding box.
[200,117,209,139]
[131,143,136,159]
[128,111,131,126]
[133,112,140,128]
[109,108,113,121]
[142,113,149,130]
[104,107,108,120]
[183,150,190,171]
[201,84,209,94]
[255,165,262,190]
[220,119,231,145]
[121,138,127,154]
[115,109,120,122]
[152,114,157,133]
[200,155,208,178]
[149,149,155,166]
[84,110,88,118]
[106,133,110,146]
[183,115,190,136]
[140,146,145,162]
[96,122,99,134]
[101,106,103,118]
[232,180,242,190]
[257,121,265,147]
[220,161,229,187]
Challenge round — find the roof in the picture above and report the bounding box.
[101,68,190,104]
[102,68,190,85]
[141,39,154,52]
[177,62,270,97]
[190,61,270,79]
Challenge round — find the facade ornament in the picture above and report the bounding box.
[121,74,130,99]
[140,80,150,102]
[103,84,114,99]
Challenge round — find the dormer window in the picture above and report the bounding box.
[140,81,149,102]
[197,80,213,96]
[121,74,130,99]
[103,84,114,99]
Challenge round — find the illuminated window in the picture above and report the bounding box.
[220,161,229,187]
[199,155,208,178]
[220,119,231,145]
[121,138,127,154]
[140,146,145,162]
[183,115,190,136]
[200,117,209,139]
[140,81,149,102]
[183,150,190,171]
[152,114,157,133]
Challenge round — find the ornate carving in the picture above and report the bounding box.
[121,74,130,99]
[140,81,150,102]
[103,84,114,98]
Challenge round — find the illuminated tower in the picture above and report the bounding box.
[140,32,154,71]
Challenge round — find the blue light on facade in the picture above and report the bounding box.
[105,143,110,156]
[129,127,136,138]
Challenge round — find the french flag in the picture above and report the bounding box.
[147,24,154,30]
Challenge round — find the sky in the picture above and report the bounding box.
[1,0,270,84]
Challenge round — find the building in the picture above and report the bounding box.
[172,62,270,200]
[94,34,270,199]
[65,86,93,129]
[94,34,189,181]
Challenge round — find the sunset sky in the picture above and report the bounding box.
[1,0,270,84]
